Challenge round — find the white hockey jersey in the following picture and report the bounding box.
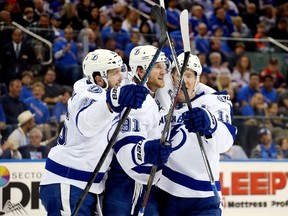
[157,91,237,198]
[110,92,166,185]
[40,78,118,194]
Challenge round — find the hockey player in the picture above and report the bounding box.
[39,49,149,216]
[102,45,173,216]
[157,53,237,216]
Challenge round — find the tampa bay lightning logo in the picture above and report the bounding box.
[217,95,226,102]
[134,48,140,55]
[88,85,102,93]
[169,124,187,151]
[91,53,98,60]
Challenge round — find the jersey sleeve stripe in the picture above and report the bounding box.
[222,122,237,141]
[45,158,105,183]
[75,99,96,135]
[162,166,221,192]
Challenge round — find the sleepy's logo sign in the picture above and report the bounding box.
[220,171,288,195]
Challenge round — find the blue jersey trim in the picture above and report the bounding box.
[45,158,104,183]
[132,165,161,174]
[163,166,221,191]
[223,122,237,141]
[113,135,144,154]
[75,99,95,135]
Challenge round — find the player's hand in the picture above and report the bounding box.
[182,107,217,137]
[106,84,149,113]
[134,139,172,167]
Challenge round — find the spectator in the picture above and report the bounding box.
[241,3,259,35]
[76,0,94,22]
[0,79,27,137]
[50,14,64,39]
[53,26,82,86]
[52,87,71,123]
[0,104,6,135]
[264,102,288,141]
[268,18,288,41]
[197,52,211,74]
[4,0,21,22]
[232,55,253,91]
[89,20,102,47]
[88,6,99,24]
[166,0,181,32]
[278,137,288,158]
[240,92,266,124]
[59,2,83,30]
[24,82,51,139]
[189,4,209,35]
[77,27,97,54]
[194,23,210,54]
[208,52,231,88]
[100,16,130,50]
[33,0,51,22]
[18,7,35,27]
[210,7,235,37]
[0,10,14,49]
[24,82,50,125]
[236,73,261,106]
[42,68,64,105]
[220,145,248,160]
[215,70,235,100]
[18,127,50,159]
[209,37,229,62]
[260,75,278,104]
[259,57,285,89]
[7,110,35,149]
[228,42,246,72]
[122,9,141,33]
[232,16,251,38]
[103,37,125,60]
[211,27,232,57]
[29,13,55,44]
[0,28,37,86]
[139,20,156,45]
[277,89,288,116]
[20,71,34,101]
[0,140,21,159]
[254,22,269,52]
[259,5,277,32]
[29,13,55,64]
[250,128,283,159]
[124,31,142,61]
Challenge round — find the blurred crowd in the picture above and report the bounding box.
[0,0,288,159]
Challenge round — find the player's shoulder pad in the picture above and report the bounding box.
[87,85,103,94]
[212,90,231,103]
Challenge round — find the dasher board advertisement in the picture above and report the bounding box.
[220,160,288,216]
[0,160,288,215]
[0,160,46,215]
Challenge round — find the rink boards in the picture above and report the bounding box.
[0,159,287,216]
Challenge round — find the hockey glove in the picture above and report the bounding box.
[182,107,217,137]
[135,139,172,167]
[106,84,149,113]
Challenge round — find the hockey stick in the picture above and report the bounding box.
[71,6,168,216]
[174,13,220,205]
[138,7,190,216]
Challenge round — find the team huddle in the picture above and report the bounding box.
[39,44,237,216]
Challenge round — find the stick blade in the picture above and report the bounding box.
[151,5,167,44]
[180,9,190,53]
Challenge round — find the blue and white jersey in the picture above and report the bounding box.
[41,78,118,194]
[110,92,166,185]
[157,91,237,198]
